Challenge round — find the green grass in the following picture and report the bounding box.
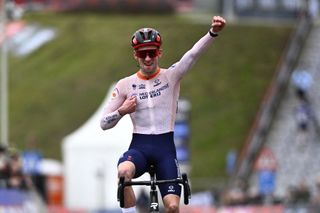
[8,12,292,187]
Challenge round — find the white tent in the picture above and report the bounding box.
[62,84,138,210]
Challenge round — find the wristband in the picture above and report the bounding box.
[209,30,218,37]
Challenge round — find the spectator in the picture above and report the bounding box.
[295,100,312,131]
[294,100,312,147]
[310,175,320,210]
[285,185,297,205]
[308,0,319,20]
[7,153,32,190]
[246,186,263,205]
[0,145,9,188]
[292,181,311,205]
[0,146,34,191]
[291,69,313,102]
[223,178,247,206]
[226,149,237,176]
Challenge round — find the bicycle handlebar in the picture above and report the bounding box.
[117,173,191,208]
[123,178,185,186]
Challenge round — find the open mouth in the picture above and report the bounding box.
[144,62,153,66]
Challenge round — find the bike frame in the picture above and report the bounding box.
[117,165,191,212]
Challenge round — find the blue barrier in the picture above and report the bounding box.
[0,189,28,206]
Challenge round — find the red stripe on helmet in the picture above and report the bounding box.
[133,42,161,50]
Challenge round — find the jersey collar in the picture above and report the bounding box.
[137,67,161,80]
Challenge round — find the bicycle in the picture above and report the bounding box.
[117,165,191,212]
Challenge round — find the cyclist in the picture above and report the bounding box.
[100,16,226,213]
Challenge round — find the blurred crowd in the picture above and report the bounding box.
[0,145,32,191]
[222,177,320,210]
[220,69,320,210]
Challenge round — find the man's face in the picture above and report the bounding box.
[134,46,162,75]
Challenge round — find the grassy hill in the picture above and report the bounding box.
[8,12,292,187]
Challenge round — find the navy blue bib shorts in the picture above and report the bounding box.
[118,132,181,198]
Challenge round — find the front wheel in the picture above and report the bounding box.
[182,173,191,205]
[118,177,125,207]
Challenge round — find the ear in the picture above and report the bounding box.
[133,50,138,60]
[158,48,163,58]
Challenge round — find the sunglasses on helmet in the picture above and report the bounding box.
[135,49,159,59]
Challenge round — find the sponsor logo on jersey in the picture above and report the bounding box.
[138,83,169,100]
[170,63,177,68]
[153,79,161,87]
[111,88,119,100]
[139,84,146,89]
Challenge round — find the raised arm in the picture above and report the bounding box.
[169,16,226,80]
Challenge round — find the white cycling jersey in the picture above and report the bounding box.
[100,32,215,134]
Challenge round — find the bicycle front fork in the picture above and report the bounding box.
[149,189,159,212]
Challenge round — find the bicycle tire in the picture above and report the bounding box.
[182,173,191,205]
[118,177,125,208]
